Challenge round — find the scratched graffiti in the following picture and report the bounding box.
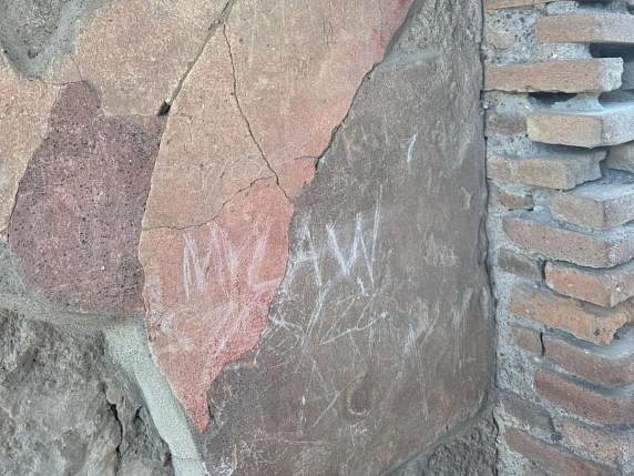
[141,182,291,431]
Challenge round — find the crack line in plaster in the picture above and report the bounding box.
[222,24,291,201]
[142,174,276,233]
[163,0,239,112]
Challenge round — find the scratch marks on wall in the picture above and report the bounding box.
[138,0,415,431]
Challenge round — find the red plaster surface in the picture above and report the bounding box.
[139,0,413,431]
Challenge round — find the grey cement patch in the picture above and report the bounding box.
[0,0,102,77]
[105,320,208,476]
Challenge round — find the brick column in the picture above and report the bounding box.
[484,1,634,474]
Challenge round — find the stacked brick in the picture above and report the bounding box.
[484,1,634,474]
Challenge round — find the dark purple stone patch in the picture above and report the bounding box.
[8,82,163,315]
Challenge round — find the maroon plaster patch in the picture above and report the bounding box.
[9,82,163,315]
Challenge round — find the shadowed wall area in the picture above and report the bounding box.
[0,0,494,474]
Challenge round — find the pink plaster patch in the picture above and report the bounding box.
[139,0,414,431]
[141,182,291,430]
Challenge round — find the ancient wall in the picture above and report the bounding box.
[484,0,634,474]
[0,0,493,475]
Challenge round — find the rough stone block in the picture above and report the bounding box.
[487,151,604,190]
[545,260,634,308]
[555,419,634,468]
[497,248,542,280]
[485,0,546,10]
[512,325,544,353]
[551,175,634,230]
[528,103,634,148]
[504,428,617,476]
[537,14,634,45]
[509,284,630,345]
[390,415,497,475]
[485,59,623,93]
[0,311,172,475]
[535,368,634,426]
[485,110,527,137]
[543,330,634,386]
[607,141,634,173]
[498,392,555,434]
[503,211,634,268]
[490,184,535,210]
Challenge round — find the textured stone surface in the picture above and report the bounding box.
[497,248,542,280]
[44,0,228,115]
[485,0,546,9]
[537,13,634,45]
[511,325,543,354]
[528,104,634,148]
[0,77,59,238]
[543,330,634,387]
[0,311,173,475]
[391,413,497,476]
[503,211,634,268]
[0,0,100,77]
[509,284,630,345]
[546,260,634,308]
[608,141,634,173]
[139,0,416,431]
[536,368,634,426]
[504,428,616,476]
[487,151,604,190]
[196,1,492,473]
[551,174,634,230]
[555,419,634,468]
[9,82,162,315]
[485,58,623,93]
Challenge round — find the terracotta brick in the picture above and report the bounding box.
[608,142,634,173]
[509,284,630,345]
[499,392,555,434]
[543,331,634,387]
[537,14,634,45]
[551,178,634,230]
[485,110,527,137]
[536,368,634,426]
[487,151,604,190]
[556,419,634,468]
[490,183,534,210]
[504,428,617,476]
[512,325,544,354]
[485,0,546,10]
[485,59,623,93]
[497,248,542,279]
[545,260,634,308]
[528,104,634,148]
[503,211,634,269]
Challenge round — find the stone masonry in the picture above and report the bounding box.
[485,0,634,474]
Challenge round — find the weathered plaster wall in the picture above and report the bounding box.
[0,0,493,474]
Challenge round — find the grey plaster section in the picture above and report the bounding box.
[0,0,102,77]
[389,409,498,476]
[105,321,209,476]
[200,1,494,474]
[0,242,204,476]
[0,310,173,475]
